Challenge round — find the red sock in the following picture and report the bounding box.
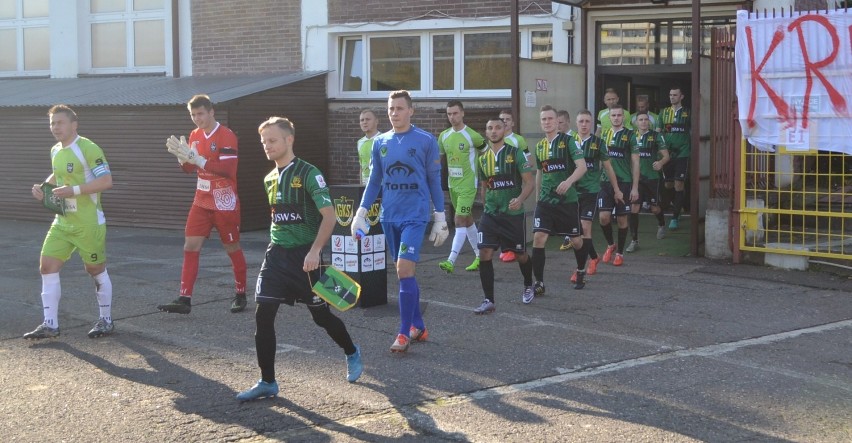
[228,249,247,294]
[180,250,200,296]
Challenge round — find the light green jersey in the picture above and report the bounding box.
[357,132,380,185]
[439,125,487,190]
[597,108,634,133]
[50,136,110,227]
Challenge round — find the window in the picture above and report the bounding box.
[0,0,49,75]
[597,18,734,66]
[370,36,420,91]
[86,0,166,73]
[338,28,547,97]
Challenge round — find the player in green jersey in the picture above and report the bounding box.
[631,96,661,133]
[557,109,579,252]
[237,117,363,402]
[597,105,640,267]
[627,111,670,250]
[438,100,487,273]
[25,105,115,340]
[660,87,691,230]
[531,105,589,295]
[472,117,536,314]
[357,109,381,185]
[570,110,620,283]
[498,108,530,263]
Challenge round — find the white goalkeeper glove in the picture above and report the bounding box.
[351,206,369,240]
[429,211,449,247]
[166,135,207,168]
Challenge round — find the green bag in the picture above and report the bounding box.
[40,182,66,216]
[312,266,361,311]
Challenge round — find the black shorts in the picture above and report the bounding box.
[577,192,598,221]
[664,157,689,182]
[597,182,632,216]
[533,201,581,237]
[255,243,326,307]
[478,212,527,253]
[638,178,661,205]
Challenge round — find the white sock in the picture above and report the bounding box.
[448,228,467,264]
[41,273,61,328]
[465,224,480,257]
[93,270,113,323]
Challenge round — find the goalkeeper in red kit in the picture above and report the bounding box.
[158,94,248,314]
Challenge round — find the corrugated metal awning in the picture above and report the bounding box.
[0,71,327,107]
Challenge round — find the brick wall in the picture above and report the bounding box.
[327,100,508,184]
[191,1,302,75]
[328,0,545,24]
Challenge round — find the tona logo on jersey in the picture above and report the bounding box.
[291,176,302,188]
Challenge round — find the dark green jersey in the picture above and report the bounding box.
[630,130,669,180]
[478,143,533,215]
[264,158,332,248]
[573,134,609,194]
[602,127,638,183]
[534,133,584,204]
[660,105,690,158]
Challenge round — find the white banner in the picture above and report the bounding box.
[735,9,852,154]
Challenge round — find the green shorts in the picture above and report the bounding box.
[41,223,107,265]
[449,186,476,216]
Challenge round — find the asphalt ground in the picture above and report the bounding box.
[0,215,850,442]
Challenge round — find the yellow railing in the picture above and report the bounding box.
[739,141,851,260]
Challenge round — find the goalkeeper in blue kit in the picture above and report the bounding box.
[353,90,449,353]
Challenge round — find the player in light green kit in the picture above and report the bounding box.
[26,105,115,340]
[357,109,381,185]
[438,100,488,273]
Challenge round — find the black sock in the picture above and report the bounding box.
[586,237,597,259]
[573,239,588,270]
[308,303,356,355]
[532,247,546,282]
[617,227,629,254]
[479,259,494,302]
[629,213,639,241]
[672,190,685,219]
[518,256,533,287]
[255,303,280,383]
[601,222,614,245]
[655,211,665,226]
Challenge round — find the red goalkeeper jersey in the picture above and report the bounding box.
[182,122,240,211]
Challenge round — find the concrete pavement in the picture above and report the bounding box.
[0,217,850,442]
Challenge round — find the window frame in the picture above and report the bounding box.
[333,27,548,99]
[81,0,171,75]
[0,0,50,76]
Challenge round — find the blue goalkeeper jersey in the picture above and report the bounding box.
[360,125,444,223]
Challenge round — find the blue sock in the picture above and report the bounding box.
[398,277,419,336]
[410,277,425,331]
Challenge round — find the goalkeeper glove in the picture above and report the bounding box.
[166,135,207,168]
[351,207,369,240]
[429,211,449,247]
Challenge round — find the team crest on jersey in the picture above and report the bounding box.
[590,143,598,151]
[66,163,74,173]
[558,140,566,149]
[291,176,302,188]
[506,154,514,163]
[334,196,355,226]
[210,143,217,152]
[682,112,688,118]
[408,148,416,157]
[458,143,465,151]
[621,135,628,142]
[380,145,388,157]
